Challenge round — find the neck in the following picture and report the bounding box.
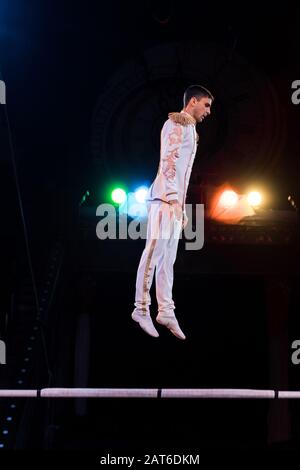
[182,108,196,124]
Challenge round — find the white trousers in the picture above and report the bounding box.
[134,200,182,316]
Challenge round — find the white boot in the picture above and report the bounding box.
[131,310,159,338]
[156,313,186,340]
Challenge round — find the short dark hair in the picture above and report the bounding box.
[183,85,214,107]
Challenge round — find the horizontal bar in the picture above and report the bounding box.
[278,391,300,399]
[1,389,300,399]
[161,389,275,399]
[41,388,158,398]
[0,390,37,397]
[0,388,278,399]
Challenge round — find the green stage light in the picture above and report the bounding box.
[111,188,127,204]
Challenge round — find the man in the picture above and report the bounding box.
[132,85,213,339]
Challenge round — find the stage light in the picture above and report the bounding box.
[219,190,238,208]
[134,186,148,204]
[247,191,262,207]
[288,195,297,210]
[128,202,148,218]
[111,188,127,204]
[79,189,90,206]
[119,191,148,218]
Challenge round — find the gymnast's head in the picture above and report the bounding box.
[183,84,214,123]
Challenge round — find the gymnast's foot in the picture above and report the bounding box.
[131,309,159,338]
[156,313,186,340]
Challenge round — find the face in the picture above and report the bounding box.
[192,96,212,123]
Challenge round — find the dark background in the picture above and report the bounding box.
[0,0,300,453]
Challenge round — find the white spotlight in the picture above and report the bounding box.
[134,187,148,204]
[219,190,238,208]
[247,191,262,207]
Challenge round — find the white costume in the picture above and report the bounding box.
[132,110,199,339]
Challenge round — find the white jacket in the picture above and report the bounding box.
[146,110,199,209]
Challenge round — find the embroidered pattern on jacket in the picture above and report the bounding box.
[162,124,182,181]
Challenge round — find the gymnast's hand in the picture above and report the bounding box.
[170,200,182,221]
[182,211,188,230]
